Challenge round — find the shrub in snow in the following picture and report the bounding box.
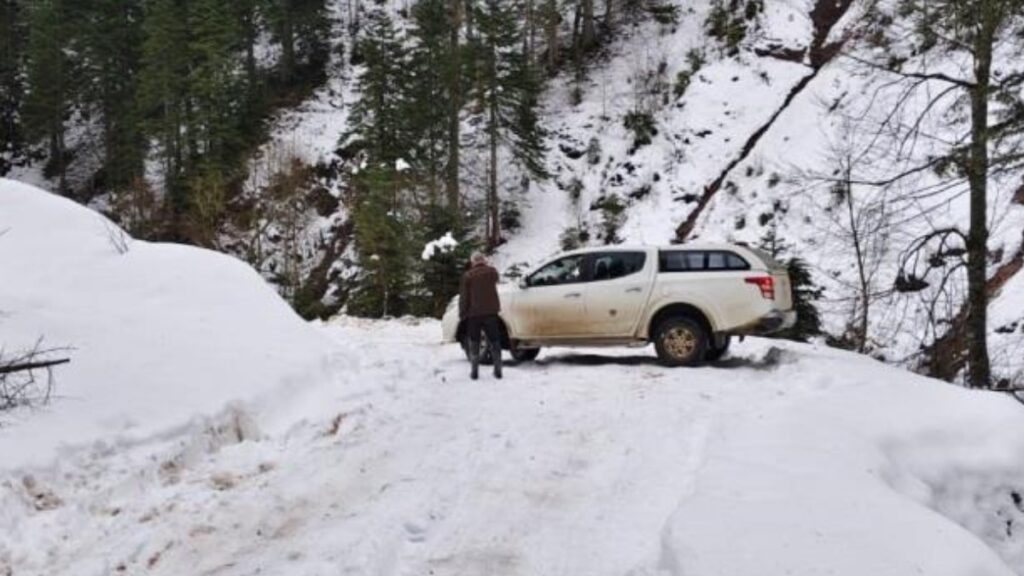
[500,200,522,234]
[647,3,680,25]
[623,111,657,154]
[585,137,602,165]
[560,225,589,251]
[591,194,626,244]
[0,341,70,413]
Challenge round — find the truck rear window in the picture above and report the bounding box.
[659,251,750,272]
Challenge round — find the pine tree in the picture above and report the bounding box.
[349,165,414,318]
[758,226,824,342]
[264,0,330,85]
[475,0,547,248]
[137,0,190,212]
[23,0,72,190]
[444,0,464,217]
[81,0,146,192]
[408,0,458,206]
[345,9,416,317]
[0,0,25,175]
[346,9,409,167]
[188,0,244,170]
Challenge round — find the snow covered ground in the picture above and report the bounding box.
[4,182,1024,576]
[4,315,1024,575]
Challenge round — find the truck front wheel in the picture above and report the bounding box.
[654,317,708,367]
[510,344,540,362]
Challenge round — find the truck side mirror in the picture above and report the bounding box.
[518,278,530,290]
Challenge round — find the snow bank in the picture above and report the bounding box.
[0,179,333,470]
[662,346,1024,576]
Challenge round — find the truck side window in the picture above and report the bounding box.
[659,251,706,272]
[529,255,586,286]
[591,252,646,281]
[725,252,750,270]
[659,251,750,272]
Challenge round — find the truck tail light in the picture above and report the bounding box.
[745,276,775,300]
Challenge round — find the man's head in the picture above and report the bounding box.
[470,251,488,266]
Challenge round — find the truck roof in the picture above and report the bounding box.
[561,242,753,255]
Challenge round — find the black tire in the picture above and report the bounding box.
[704,334,732,362]
[462,336,495,365]
[653,316,709,367]
[510,344,541,362]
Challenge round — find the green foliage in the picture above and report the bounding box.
[80,0,146,192]
[346,9,409,167]
[647,3,680,25]
[406,0,458,191]
[475,0,548,179]
[137,0,192,211]
[758,227,824,342]
[418,206,477,318]
[778,256,824,341]
[623,110,657,152]
[593,194,626,244]
[23,0,73,183]
[706,0,762,55]
[559,225,589,251]
[0,0,26,174]
[264,0,330,84]
[349,165,415,318]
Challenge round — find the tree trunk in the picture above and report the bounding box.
[965,12,995,388]
[487,38,499,249]
[571,2,582,66]
[280,0,295,82]
[488,95,499,248]
[545,0,558,71]
[526,0,535,63]
[844,166,869,353]
[446,0,462,218]
[582,0,595,50]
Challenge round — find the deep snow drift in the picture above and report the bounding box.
[3,182,1024,575]
[0,179,335,470]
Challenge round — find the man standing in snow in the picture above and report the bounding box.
[460,252,503,380]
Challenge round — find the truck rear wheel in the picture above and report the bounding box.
[705,335,731,362]
[654,316,708,367]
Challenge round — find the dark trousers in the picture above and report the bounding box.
[466,315,501,345]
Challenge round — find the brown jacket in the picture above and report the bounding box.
[460,264,501,319]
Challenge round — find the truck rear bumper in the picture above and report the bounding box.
[732,310,797,336]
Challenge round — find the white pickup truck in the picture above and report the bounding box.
[442,243,796,366]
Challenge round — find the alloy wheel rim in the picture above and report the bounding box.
[665,326,697,360]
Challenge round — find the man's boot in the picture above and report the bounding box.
[469,339,481,380]
[491,340,503,379]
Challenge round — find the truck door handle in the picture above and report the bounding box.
[625,287,643,293]
[565,292,582,299]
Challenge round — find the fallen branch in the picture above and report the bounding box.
[0,358,70,375]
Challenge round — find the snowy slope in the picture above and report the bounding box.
[4,315,1023,575]
[0,179,335,470]
[488,0,1024,383]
